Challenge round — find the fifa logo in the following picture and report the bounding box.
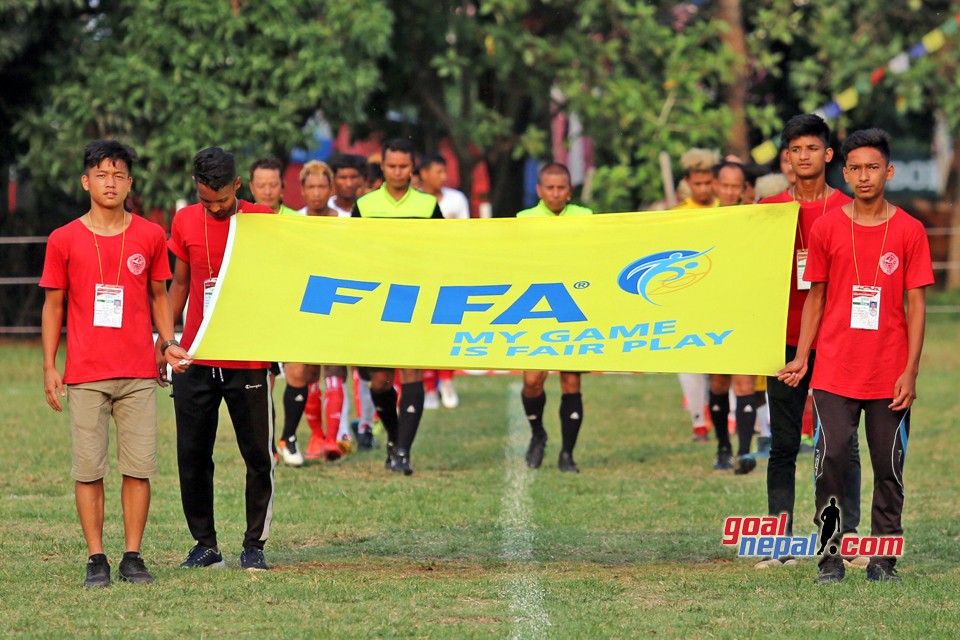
[618,249,713,305]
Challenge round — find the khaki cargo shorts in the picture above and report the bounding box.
[67,378,158,482]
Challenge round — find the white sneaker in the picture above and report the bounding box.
[278,436,305,467]
[424,390,441,410]
[438,380,459,409]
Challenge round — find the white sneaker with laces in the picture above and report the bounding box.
[424,390,441,410]
[438,379,459,409]
[278,436,305,467]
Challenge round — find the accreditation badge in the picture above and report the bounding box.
[796,250,810,290]
[93,284,124,328]
[850,285,881,330]
[203,278,217,316]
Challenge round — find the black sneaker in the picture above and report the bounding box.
[239,547,268,571]
[815,557,845,584]
[357,425,374,451]
[714,447,733,470]
[866,561,902,582]
[558,451,580,473]
[84,554,111,588]
[390,449,414,475]
[385,441,396,470]
[525,433,547,469]
[734,454,757,475]
[180,544,226,569]
[118,552,155,583]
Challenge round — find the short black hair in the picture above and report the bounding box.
[780,113,831,148]
[712,160,745,181]
[419,153,446,172]
[743,162,771,188]
[365,162,383,184]
[841,128,892,163]
[382,138,416,160]
[539,162,571,183]
[328,153,368,176]
[193,148,237,191]
[83,139,136,174]
[249,157,284,182]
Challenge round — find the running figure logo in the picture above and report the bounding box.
[816,497,842,555]
[617,249,713,305]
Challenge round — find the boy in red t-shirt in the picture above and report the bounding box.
[779,128,934,584]
[758,114,862,569]
[41,140,191,587]
[168,148,275,571]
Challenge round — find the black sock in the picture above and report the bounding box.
[371,386,399,446]
[709,391,731,450]
[281,384,308,441]
[122,551,142,561]
[88,553,107,563]
[560,392,583,454]
[522,392,547,439]
[396,382,425,453]
[735,394,757,457]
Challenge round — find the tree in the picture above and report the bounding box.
[553,2,762,211]
[11,0,392,219]
[377,1,762,215]
[1,0,88,218]
[746,0,960,287]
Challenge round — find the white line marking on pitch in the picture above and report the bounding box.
[501,382,550,639]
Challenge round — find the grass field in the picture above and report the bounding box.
[1,316,958,638]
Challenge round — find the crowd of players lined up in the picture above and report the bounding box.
[42,114,932,586]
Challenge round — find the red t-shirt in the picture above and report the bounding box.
[40,215,172,384]
[761,188,852,347]
[804,207,934,399]
[168,201,274,369]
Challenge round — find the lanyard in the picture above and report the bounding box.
[792,186,829,251]
[850,201,890,287]
[90,212,127,285]
[203,201,238,279]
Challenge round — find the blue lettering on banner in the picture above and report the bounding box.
[432,285,510,324]
[301,277,588,325]
[300,276,380,315]
[299,277,736,361]
[489,283,587,325]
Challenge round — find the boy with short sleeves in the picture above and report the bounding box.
[41,140,191,587]
[168,147,276,571]
[779,128,933,584]
[758,114,862,569]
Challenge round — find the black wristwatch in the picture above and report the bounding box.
[160,339,180,356]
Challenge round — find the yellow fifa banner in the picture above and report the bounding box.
[191,203,799,374]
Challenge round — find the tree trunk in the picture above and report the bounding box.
[947,137,960,289]
[716,0,749,159]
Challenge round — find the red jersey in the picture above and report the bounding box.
[761,188,852,346]
[804,207,934,399]
[168,201,274,369]
[40,215,171,384]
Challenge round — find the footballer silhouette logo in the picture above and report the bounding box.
[617,249,714,305]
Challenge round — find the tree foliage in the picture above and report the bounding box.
[12,0,391,215]
[379,1,780,213]
[745,0,960,136]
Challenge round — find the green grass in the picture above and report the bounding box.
[1,317,959,638]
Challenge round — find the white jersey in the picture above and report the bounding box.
[327,196,354,218]
[438,187,470,219]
